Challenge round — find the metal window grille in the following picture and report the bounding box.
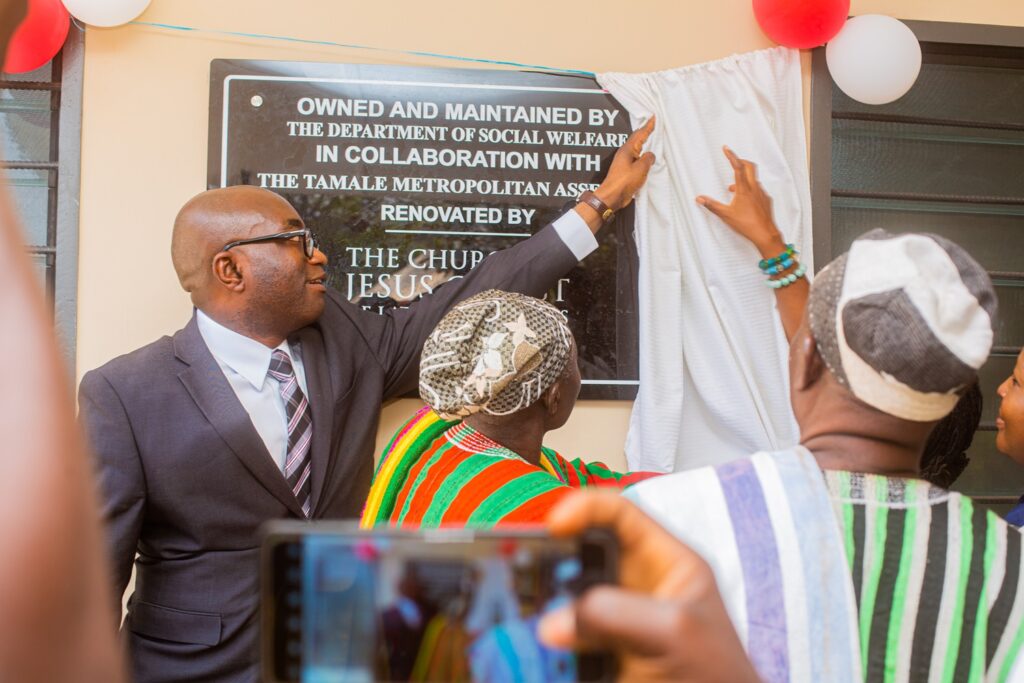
[0,26,82,372]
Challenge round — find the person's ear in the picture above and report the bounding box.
[543,381,562,420]
[791,327,826,393]
[212,252,245,292]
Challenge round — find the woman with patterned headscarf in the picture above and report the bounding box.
[361,289,658,528]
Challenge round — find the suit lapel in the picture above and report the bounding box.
[173,316,305,518]
[293,325,334,517]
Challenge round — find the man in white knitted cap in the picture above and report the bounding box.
[619,229,1024,682]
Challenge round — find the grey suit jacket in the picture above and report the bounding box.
[79,222,580,683]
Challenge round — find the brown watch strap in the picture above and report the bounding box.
[577,190,615,222]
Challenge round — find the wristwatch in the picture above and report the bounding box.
[577,190,615,222]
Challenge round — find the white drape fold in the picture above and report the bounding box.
[599,47,811,472]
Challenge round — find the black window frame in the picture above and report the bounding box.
[0,26,83,370]
[0,25,83,373]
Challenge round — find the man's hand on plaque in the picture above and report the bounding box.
[598,116,657,213]
[575,117,656,234]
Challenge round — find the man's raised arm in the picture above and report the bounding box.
[346,118,657,398]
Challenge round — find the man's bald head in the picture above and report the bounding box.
[170,185,299,302]
[170,185,328,346]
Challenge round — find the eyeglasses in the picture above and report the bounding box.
[222,228,318,260]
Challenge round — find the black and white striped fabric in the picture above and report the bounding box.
[809,229,998,422]
[268,349,313,517]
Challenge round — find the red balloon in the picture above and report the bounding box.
[753,0,849,49]
[3,0,70,74]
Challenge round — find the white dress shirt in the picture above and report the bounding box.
[551,209,598,261]
[194,212,596,471]
[197,310,310,472]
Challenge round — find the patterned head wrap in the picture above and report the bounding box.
[419,289,573,420]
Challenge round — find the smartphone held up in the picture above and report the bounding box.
[261,523,618,683]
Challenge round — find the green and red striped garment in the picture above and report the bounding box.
[361,407,657,528]
[825,470,1024,683]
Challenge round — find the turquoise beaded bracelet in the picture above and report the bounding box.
[758,244,796,272]
[767,256,796,275]
[766,262,807,289]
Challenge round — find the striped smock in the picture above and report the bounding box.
[825,471,1024,683]
[361,407,657,528]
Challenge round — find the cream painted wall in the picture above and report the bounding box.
[76,0,1024,472]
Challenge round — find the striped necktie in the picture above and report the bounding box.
[267,349,313,518]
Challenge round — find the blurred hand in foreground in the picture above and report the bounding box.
[538,491,761,683]
[0,6,126,673]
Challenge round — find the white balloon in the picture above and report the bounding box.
[826,15,922,105]
[61,0,151,27]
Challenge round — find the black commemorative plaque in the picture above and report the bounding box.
[208,60,638,399]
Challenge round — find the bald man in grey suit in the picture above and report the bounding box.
[79,121,655,682]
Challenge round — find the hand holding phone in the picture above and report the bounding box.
[538,491,762,683]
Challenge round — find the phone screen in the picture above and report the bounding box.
[263,526,616,683]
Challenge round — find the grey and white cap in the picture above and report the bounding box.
[808,229,997,422]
